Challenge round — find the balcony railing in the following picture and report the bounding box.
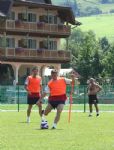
[0,47,71,62]
[0,20,71,35]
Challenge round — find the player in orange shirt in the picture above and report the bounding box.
[37,69,75,129]
[25,67,42,123]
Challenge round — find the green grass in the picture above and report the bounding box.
[77,14,114,42]
[0,112,114,150]
[0,104,114,112]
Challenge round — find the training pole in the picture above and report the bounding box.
[68,70,77,123]
[68,82,74,123]
[68,94,73,123]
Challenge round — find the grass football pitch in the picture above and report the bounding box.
[0,111,114,150]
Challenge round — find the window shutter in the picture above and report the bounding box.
[39,41,44,48]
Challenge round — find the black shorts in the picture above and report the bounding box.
[88,95,98,104]
[49,100,65,109]
[27,94,40,105]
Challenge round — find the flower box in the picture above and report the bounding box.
[37,22,44,28]
[15,20,21,26]
[15,47,24,53]
[58,24,63,30]
[37,48,44,53]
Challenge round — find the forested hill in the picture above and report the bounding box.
[76,0,114,17]
[51,0,114,41]
[76,0,114,41]
[52,0,114,17]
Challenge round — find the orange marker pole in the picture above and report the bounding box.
[68,94,73,123]
[68,82,74,123]
[68,71,76,123]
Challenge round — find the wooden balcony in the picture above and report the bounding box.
[0,20,71,37]
[0,47,71,63]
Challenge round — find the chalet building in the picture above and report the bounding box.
[0,0,79,85]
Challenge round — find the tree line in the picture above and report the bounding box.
[74,0,114,17]
[100,0,114,4]
[65,29,114,84]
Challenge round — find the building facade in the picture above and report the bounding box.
[0,0,78,85]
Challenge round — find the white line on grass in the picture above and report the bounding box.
[0,110,114,112]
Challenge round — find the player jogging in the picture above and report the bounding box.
[87,78,102,117]
[25,67,42,123]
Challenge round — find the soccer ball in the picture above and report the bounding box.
[40,121,49,129]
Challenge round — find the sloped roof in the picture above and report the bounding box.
[0,12,6,17]
[0,0,12,17]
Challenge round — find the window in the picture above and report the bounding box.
[28,39,36,49]
[18,13,27,21]
[48,15,57,24]
[0,37,3,47]
[39,40,57,50]
[39,15,57,24]
[6,38,15,48]
[7,11,15,20]
[48,41,57,50]
[54,16,57,24]
[39,41,48,49]
[18,13,37,22]
[39,15,48,23]
[18,39,27,48]
[18,39,36,49]
[28,13,36,22]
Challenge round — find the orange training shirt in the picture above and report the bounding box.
[27,76,41,93]
[48,77,66,96]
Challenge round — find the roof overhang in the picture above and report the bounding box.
[0,0,13,18]
[0,12,6,17]
[21,0,52,4]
